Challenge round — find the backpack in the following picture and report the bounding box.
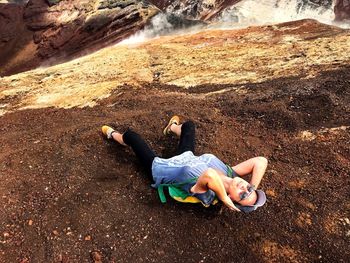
[156,164,235,207]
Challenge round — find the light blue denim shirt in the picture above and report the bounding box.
[151,151,233,205]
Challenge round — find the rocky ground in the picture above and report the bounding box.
[0,20,349,262]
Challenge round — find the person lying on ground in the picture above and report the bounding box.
[101,116,267,213]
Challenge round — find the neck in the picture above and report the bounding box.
[221,176,236,192]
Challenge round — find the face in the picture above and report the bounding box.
[228,177,257,206]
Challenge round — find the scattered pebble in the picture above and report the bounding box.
[91,251,102,263]
[84,235,91,241]
[254,232,261,237]
[28,220,33,226]
[339,218,350,226]
[52,230,59,236]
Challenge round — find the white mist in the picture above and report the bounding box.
[218,0,342,27]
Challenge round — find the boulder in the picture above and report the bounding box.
[334,0,350,21]
[0,3,35,75]
[0,0,159,76]
[0,4,24,44]
[148,0,242,20]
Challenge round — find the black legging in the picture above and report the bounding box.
[122,121,196,179]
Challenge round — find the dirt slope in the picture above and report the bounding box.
[1,19,349,115]
[0,19,349,262]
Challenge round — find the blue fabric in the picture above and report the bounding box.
[151,151,236,205]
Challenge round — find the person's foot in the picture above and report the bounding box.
[101,125,116,139]
[163,115,180,135]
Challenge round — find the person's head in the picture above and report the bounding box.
[228,177,266,213]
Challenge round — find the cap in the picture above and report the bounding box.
[235,189,267,213]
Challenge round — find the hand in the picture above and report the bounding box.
[222,196,241,212]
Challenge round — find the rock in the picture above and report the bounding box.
[149,0,243,21]
[0,4,24,43]
[91,251,102,263]
[334,0,350,21]
[0,0,160,76]
[46,0,61,7]
[99,0,136,9]
[0,0,346,77]
[0,3,32,74]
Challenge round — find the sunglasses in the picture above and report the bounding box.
[239,184,255,201]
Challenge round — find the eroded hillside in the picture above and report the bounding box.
[1,19,349,115]
[0,19,349,263]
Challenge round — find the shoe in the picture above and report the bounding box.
[101,125,115,139]
[163,115,180,135]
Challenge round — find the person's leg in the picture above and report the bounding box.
[106,127,157,179]
[170,120,196,155]
[121,129,157,177]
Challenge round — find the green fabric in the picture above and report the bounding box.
[158,185,167,203]
[168,186,190,200]
[158,165,234,203]
[157,178,198,203]
[226,164,234,178]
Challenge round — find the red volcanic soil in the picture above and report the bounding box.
[0,67,349,262]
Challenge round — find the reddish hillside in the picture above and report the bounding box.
[0,0,159,76]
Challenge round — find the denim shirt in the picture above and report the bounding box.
[151,151,233,205]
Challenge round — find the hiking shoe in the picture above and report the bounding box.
[163,115,180,135]
[101,125,115,139]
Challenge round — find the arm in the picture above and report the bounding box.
[232,157,268,188]
[191,168,240,212]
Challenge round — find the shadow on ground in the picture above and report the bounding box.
[0,67,349,262]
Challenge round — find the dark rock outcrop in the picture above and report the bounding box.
[0,0,348,76]
[0,4,24,47]
[0,2,34,76]
[149,0,242,20]
[0,0,159,76]
[334,0,350,21]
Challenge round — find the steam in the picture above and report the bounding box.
[119,13,203,45]
[119,0,349,45]
[118,14,176,45]
[217,0,348,28]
